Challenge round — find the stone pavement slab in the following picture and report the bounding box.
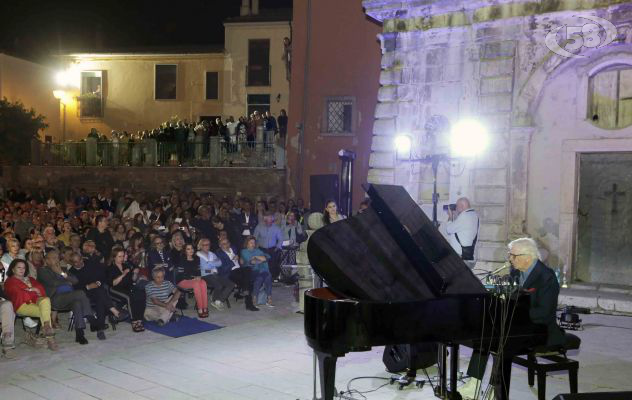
[0,286,631,399]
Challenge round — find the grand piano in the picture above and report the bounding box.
[304,184,547,400]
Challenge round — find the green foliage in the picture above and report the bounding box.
[0,97,48,163]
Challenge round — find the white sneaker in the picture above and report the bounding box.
[210,300,224,311]
[458,378,483,400]
[23,317,38,329]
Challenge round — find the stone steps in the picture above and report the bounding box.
[559,287,632,315]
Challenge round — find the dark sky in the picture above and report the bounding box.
[0,0,292,61]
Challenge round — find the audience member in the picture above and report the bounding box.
[69,252,122,340]
[144,266,180,326]
[176,244,208,318]
[196,238,234,310]
[0,285,16,358]
[240,236,273,308]
[108,248,146,332]
[253,212,283,281]
[4,259,58,350]
[37,250,93,345]
[217,238,258,311]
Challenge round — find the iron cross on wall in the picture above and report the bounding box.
[604,183,626,214]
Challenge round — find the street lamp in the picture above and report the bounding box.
[394,115,488,226]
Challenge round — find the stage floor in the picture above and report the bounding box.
[0,286,631,399]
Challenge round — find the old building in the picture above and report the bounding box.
[362,0,632,288]
[286,0,382,209]
[52,5,290,141]
[0,53,60,139]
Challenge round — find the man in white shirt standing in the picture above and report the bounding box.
[445,197,479,269]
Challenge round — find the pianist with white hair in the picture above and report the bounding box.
[459,237,565,400]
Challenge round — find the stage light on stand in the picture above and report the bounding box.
[394,134,412,160]
[450,119,489,157]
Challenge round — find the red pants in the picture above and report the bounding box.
[178,279,208,310]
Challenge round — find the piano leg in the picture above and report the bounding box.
[491,355,513,400]
[449,344,462,400]
[436,343,462,400]
[437,343,448,398]
[315,351,338,400]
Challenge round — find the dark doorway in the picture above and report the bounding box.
[576,152,632,286]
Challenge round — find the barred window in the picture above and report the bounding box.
[324,97,355,134]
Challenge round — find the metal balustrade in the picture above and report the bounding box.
[29,137,284,168]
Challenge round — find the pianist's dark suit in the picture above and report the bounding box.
[468,260,564,379]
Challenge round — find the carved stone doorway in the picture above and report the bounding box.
[576,152,632,286]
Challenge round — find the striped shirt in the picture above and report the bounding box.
[144,280,176,308]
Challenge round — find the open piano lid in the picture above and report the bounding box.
[307,184,486,302]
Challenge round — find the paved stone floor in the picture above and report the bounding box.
[1,286,631,399]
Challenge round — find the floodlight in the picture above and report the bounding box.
[450,119,489,157]
[394,135,412,159]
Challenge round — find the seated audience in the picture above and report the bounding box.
[4,259,58,350]
[107,248,146,332]
[86,215,114,262]
[176,244,209,318]
[147,236,173,281]
[1,238,26,270]
[217,238,258,311]
[144,266,180,326]
[253,212,283,281]
[196,238,234,310]
[240,236,273,307]
[69,252,122,340]
[282,211,306,248]
[0,285,16,358]
[37,250,93,345]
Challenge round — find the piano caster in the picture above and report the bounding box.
[389,374,425,390]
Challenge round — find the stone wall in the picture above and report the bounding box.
[0,166,286,199]
[363,0,632,274]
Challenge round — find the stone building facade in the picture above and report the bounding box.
[363,0,632,283]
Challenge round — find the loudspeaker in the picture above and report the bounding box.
[383,343,438,373]
[553,392,632,400]
[309,174,339,213]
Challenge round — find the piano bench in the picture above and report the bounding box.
[512,333,581,400]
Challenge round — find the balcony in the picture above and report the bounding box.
[77,94,103,119]
[29,136,284,169]
[246,64,271,86]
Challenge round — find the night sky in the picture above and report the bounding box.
[0,0,292,62]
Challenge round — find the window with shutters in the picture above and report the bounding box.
[588,65,632,129]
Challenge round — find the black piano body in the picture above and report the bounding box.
[304,184,547,400]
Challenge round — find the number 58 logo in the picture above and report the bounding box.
[545,16,618,58]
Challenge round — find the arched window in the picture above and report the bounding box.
[588,64,632,129]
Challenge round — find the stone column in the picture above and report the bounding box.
[209,136,221,166]
[144,139,156,166]
[508,127,534,238]
[86,137,97,166]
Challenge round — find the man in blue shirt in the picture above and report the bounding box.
[253,212,283,280]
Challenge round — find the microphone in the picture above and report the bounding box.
[489,262,510,275]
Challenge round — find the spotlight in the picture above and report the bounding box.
[450,119,488,157]
[394,135,412,160]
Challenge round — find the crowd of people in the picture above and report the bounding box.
[0,185,315,358]
[85,110,288,149]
